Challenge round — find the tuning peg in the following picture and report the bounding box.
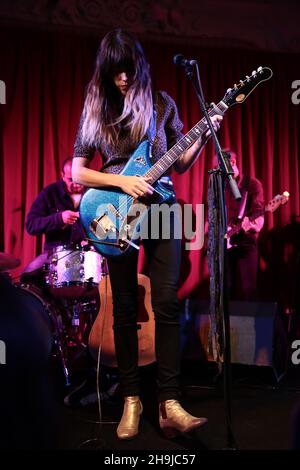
[245,75,250,81]
[234,83,237,89]
[257,66,262,72]
[239,80,244,85]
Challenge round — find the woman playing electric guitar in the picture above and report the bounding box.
[72,29,222,440]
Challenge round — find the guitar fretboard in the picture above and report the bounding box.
[145,100,228,183]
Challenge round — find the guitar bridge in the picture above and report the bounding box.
[90,214,117,239]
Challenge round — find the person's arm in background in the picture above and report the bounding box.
[241,178,265,233]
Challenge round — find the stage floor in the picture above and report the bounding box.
[56,361,300,451]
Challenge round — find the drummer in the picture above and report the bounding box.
[23,157,86,281]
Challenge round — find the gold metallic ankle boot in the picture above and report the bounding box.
[117,396,143,440]
[159,400,207,439]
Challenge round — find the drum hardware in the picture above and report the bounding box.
[51,255,58,265]
[66,299,99,350]
[51,329,71,387]
[18,244,106,387]
[42,262,49,273]
[72,303,80,329]
[15,282,99,387]
[79,299,99,313]
[15,283,72,386]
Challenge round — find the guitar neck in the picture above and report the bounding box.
[145,100,228,183]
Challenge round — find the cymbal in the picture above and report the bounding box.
[22,252,51,274]
[0,252,21,271]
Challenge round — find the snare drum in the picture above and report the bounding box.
[45,244,105,298]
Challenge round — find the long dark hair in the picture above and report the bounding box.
[81,29,153,147]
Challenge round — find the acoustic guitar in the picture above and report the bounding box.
[88,273,156,367]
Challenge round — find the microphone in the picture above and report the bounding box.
[173,54,197,67]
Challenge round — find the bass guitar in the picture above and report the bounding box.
[80,66,273,258]
[226,191,290,248]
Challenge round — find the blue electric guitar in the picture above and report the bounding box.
[80,66,273,258]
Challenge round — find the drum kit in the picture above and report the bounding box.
[0,244,106,386]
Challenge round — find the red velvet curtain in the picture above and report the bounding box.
[1,28,299,302]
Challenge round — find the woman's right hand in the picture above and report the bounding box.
[117,175,154,199]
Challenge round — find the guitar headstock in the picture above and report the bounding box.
[223,67,273,108]
[266,191,290,213]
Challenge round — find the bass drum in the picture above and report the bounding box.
[0,276,57,449]
[0,280,54,372]
[16,284,55,356]
[14,283,72,385]
[45,244,106,298]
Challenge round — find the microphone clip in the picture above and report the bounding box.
[173,54,197,68]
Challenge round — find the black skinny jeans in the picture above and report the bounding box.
[107,209,182,402]
[227,236,259,301]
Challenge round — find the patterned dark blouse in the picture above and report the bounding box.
[73,91,184,176]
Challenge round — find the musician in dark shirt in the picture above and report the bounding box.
[225,150,265,300]
[26,157,86,251]
[23,157,86,280]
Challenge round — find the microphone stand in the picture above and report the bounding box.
[182,62,241,449]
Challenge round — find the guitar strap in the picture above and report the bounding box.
[238,191,248,219]
[237,175,250,219]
